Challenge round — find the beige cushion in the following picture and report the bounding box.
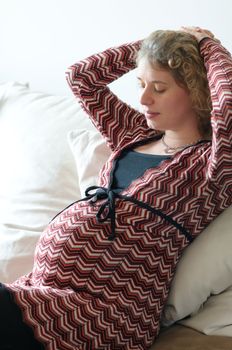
[179,285,232,336]
[162,206,232,336]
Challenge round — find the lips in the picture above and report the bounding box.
[145,112,160,119]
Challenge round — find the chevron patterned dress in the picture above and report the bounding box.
[6,38,232,350]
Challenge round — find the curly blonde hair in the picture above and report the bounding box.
[136,30,212,138]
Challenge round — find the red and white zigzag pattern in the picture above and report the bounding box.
[7,38,232,349]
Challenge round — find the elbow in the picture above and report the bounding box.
[65,65,75,89]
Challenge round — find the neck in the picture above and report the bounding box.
[165,130,202,144]
[162,129,203,154]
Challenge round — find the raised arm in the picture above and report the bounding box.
[199,37,232,186]
[65,41,157,151]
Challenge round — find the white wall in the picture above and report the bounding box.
[0,0,231,109]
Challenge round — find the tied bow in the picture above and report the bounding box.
[85,186,118,241]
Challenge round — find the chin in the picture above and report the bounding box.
[147,120,162,131]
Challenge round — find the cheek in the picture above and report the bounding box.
[165,90,193,113]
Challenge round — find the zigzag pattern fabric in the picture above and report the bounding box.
[6,38,232,350]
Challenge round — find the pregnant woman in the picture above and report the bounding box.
[1,26,232,350]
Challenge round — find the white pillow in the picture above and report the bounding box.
[162,205,232,333]
[68,129,111,197]
[0,81,95,282]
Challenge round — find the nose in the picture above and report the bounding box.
[139,87,154,106]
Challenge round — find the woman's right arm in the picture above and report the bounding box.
[65,41,157,151]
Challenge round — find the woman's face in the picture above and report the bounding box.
[137,58,197,131]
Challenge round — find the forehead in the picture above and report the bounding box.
[137,57,174,84]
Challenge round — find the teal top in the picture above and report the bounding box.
[112,149,171,192]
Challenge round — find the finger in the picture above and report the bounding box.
[180,26,214,38]
[180,26,201,33]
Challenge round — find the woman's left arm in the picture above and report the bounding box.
[200,37,232,186]
[181,27,232,187]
